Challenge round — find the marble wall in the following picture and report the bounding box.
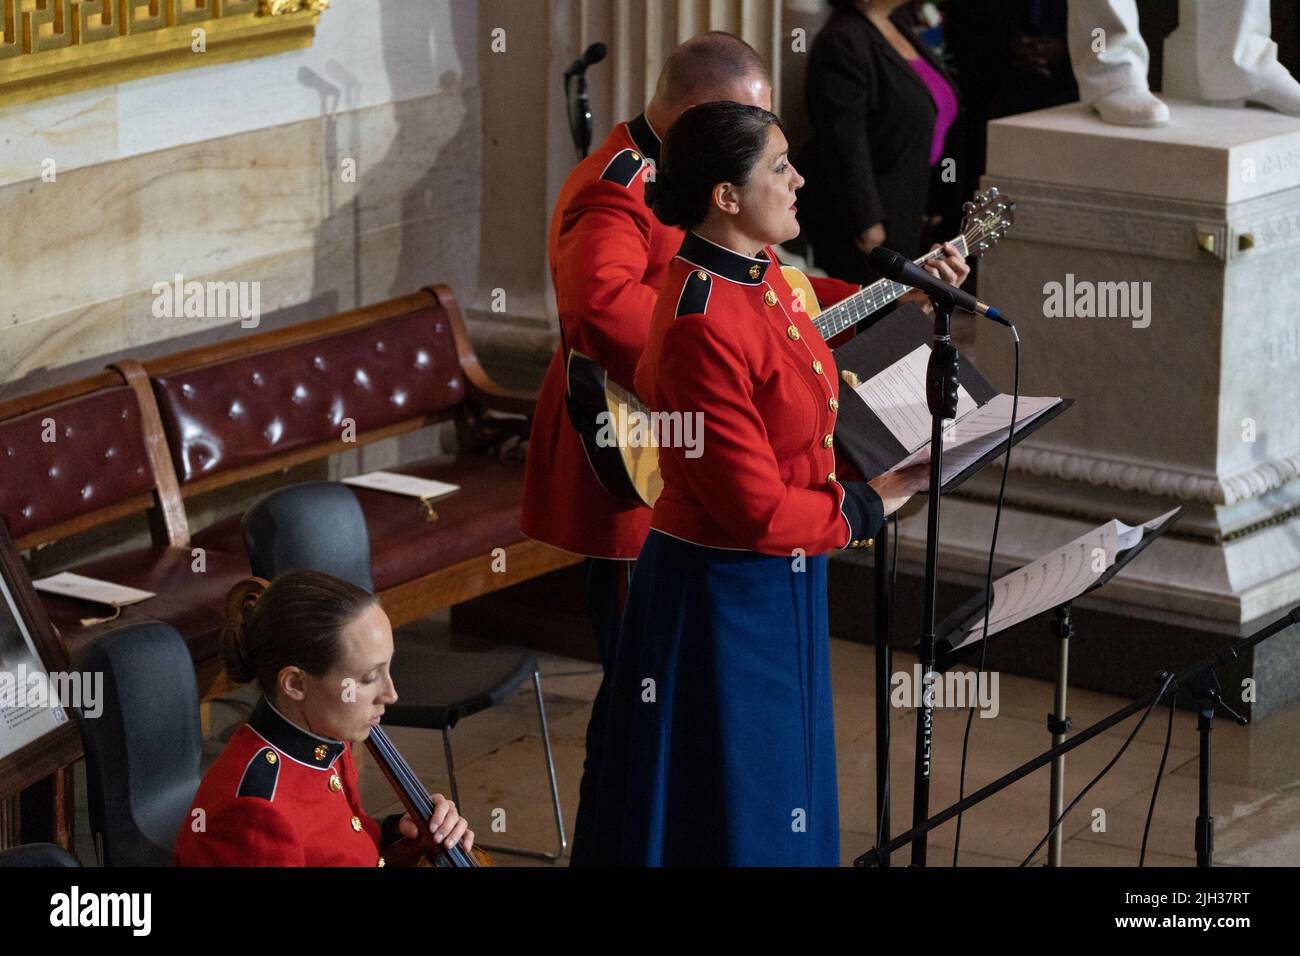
[0,0,483,396]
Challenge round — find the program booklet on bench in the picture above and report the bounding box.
[31,572,155,627]
[341,471,460,502]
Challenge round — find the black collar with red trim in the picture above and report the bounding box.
[627,113,661,166]
[678,231,771,285]
[248,697,347,770]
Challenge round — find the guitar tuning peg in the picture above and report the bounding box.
[974,191,987,203]
[962,201,974,214]
[988,186,1000,198]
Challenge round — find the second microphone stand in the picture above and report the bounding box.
[911,295,960,865]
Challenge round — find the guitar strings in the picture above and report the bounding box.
[810,226,983,340]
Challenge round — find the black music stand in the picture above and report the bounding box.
[832,302,1073,865]
[931,507,1183,865]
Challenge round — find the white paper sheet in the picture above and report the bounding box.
[341,471,460,501]
[31,572,154,607]
[894,393,1061,484]
[953,507,1180,649]
[853,345,978,453]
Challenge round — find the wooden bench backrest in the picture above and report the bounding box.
[0,366,187,551]
[145,288,472,498]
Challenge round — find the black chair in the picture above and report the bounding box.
[241,481,565,861]
[0,843,81,867]
[75,621,202,866]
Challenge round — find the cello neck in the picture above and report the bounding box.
[365,725,477,867]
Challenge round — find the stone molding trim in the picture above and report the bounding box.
[979,176,1300,263]
[1007,444,1300,507]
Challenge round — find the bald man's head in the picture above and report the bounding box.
[649,31,772,124]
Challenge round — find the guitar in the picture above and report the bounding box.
[565,188,1016,508]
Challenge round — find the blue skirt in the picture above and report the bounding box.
[590,530,840,866]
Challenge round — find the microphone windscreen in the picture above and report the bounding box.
[867,246,907,278]
[585,42,608,67]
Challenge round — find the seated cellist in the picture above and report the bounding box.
[174,570,474,866]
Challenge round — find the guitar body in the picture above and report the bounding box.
[562,189,1014,508]
[780,265,825,320]
[566,351,662,508]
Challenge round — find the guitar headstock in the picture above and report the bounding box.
[960,186,1015,258]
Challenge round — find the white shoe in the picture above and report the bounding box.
[1246,68,1300,116]
[1091,88,1170,127]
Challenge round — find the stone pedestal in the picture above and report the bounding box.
[895,100,1300,717]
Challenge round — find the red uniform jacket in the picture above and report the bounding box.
[635,232,883,556]
[521,115,677,559]
[175,698,396,867]
[522,114,862,559]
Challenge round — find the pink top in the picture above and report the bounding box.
[907,56,958,167]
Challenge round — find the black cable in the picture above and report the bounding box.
[1139,690,1178,866]
[1019,672,1175,867]
[952,328,1020,866]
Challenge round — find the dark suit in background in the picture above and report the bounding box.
[798,2,958,285]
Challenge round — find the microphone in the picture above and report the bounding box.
[565,42,608,79]
[868,246,1010,326]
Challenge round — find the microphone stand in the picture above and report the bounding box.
[874,519,892,866]
[565,70,593,160]
[911,294,960,865]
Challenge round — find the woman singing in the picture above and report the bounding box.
[174,571,474,866]
[588,102,960,865]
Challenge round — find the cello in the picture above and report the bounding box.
[366,725,492,867]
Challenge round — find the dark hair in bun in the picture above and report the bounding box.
[645,101,782,231]
[220,570,378,694]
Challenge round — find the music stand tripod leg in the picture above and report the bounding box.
[1047,602,1075,867]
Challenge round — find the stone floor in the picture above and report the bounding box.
[72,611,1300,867]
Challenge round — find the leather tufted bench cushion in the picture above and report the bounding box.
[0,367,250,677]
[190,454,527,591]
[151,306,466,488]
[142,284,578,631]
[0,387,156,543]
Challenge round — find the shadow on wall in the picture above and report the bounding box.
[305,0,481,315]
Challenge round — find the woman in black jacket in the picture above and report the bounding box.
[799,0,959,284]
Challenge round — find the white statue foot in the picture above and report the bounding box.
[1091,88,1170,127]
[1247,68,1300,116]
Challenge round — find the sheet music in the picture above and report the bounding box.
[952,507,1180,650]
[893,393,1061,483]
[853,345,978,453]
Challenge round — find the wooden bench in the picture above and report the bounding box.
[4,284,579,696]
[143,284,579,630]
[0,365,251,693]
